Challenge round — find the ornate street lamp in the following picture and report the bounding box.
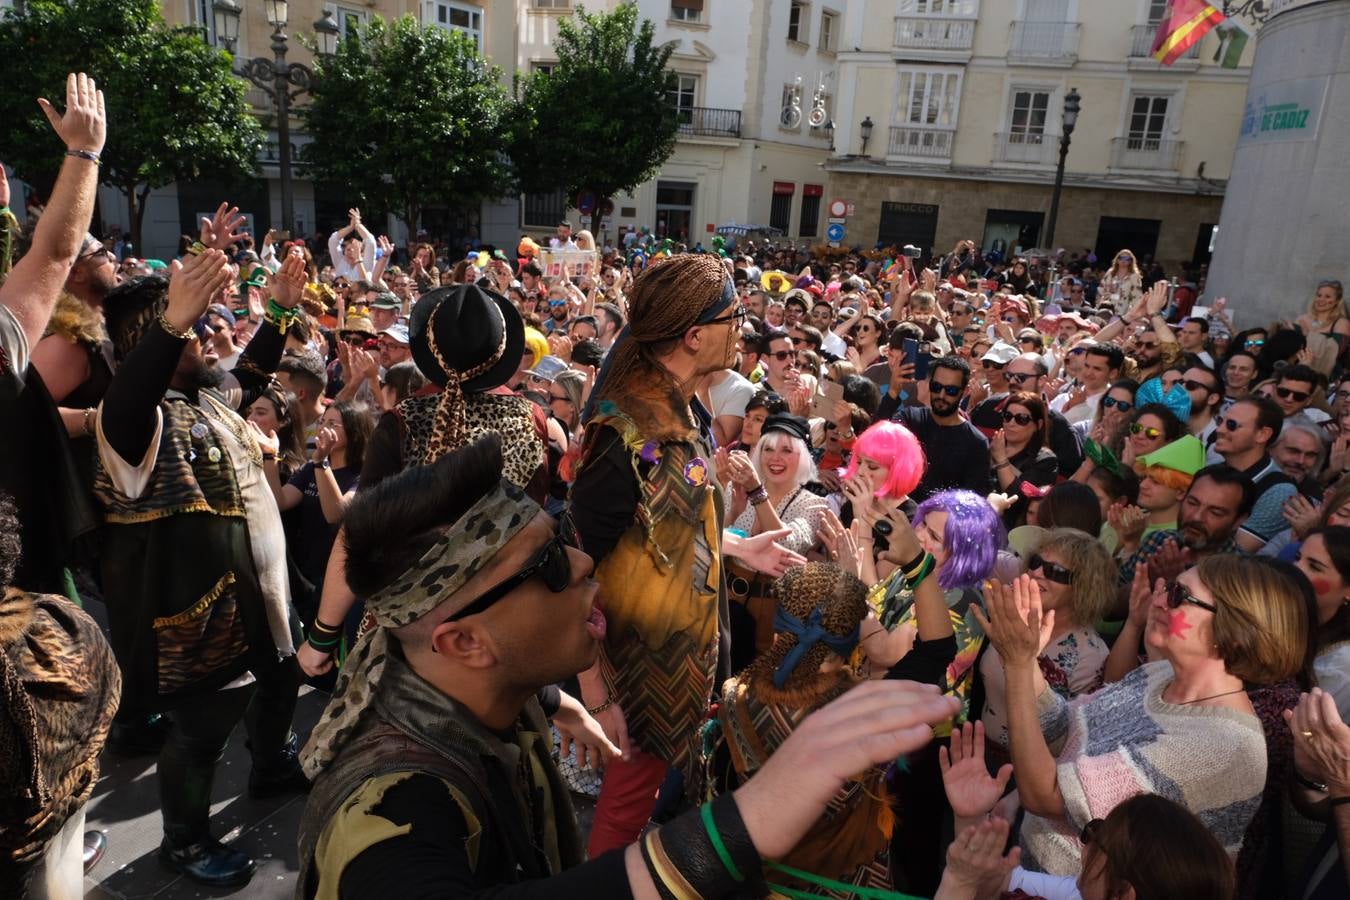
[1044,87,1081,251]
[859,116,874,157]
[215,1,340,233]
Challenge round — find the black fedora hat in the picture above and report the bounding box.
[408,284,524,391]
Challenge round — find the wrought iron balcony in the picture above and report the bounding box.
[1008,21,1080,64]
[676,106,742,138]
[893,15,976,51]
[889,125,954,160]
[994,131,1056,165]
[1110,136,1184,170]
[1129,24,1201,59]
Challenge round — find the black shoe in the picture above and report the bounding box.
[158,837,256,887]
[83,831,107,874]
[107,713,172,757]
[248,735,311,799]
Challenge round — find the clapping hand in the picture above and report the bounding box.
[1145,537,1193,585]
[940,721,1013,820]
[246,420,281,458]
[941,817,1020,900]
[313,425,339,464]
[38,72,106,156]
[271,252,307,310]
[1144,280,1170,316]
[1108,503,1148,547]
[817,509,862,577]
[725,449,760,490]
[1125,567,1159,630]
[1283,687,1350,797]
[972,575,1054,668]
[165,248,233,332]
[1283,494,1322,539]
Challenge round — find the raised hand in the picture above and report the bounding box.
[941,817,1020,899]
[1284,688,1350,796]
[973,575,1053,668]
[1144,280,1170,316]
[939,721,1013,820]
[38,72,106,154]
[271,251,307,310]
[732,527,807,577]
[1125,567,1158,629]
[165,249,232,332]
[245,420,281,457]
[313,426,339,463]
[1109,503,1148,548]
[725,449,761,490]
[1283,493,1322,539]
[200,202,249,252]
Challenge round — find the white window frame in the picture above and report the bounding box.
[328,4,368,42]
[671,73,699,114]
[670,1,703,24]
[787,1,809,44]
[894,67,964,129]
[819,10,838,51]
[1007,86,1053,139]
[531,61,557,75]
[429,0,483,51]
[533,0,570,9]
[1125,91,1173,145]
[1143,0,1168,25]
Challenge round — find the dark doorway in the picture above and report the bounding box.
[1191,222,1217,265]
[1094,216,1160,263]
[877,202,939,257]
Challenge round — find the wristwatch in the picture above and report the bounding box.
[316,458,331,470]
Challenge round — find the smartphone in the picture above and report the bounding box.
[810,377,845,419]
[914,350,933,381]
[275,230,291,242]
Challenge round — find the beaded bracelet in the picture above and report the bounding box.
[747,484,769,506]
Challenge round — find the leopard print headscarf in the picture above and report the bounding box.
[422,294,508,461]
[300,481,540,778]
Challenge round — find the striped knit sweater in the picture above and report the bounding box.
[1020,661,1266,875]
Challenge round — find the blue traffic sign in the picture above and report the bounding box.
[826,223,846,242]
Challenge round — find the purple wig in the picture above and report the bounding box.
[915,490,1006,591]
[843,420,926,499]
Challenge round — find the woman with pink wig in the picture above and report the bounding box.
[834,421,926,585]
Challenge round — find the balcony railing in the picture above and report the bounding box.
[676,106,742,138]
[1111,136,1184,170]
[1129,24,1201,59]
[1008,21,1080,63]
[995,131,1057,165]
[894,15,976,51]
[889,125,954,160]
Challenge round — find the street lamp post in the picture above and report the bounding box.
[1043,88,1081,251]
[859,116,874,157]
[213,0,339,233]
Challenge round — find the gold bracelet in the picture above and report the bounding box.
[156,312,195,341]
[585,697,613,716]
[82,407,96,436]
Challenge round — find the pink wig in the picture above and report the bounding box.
[843,421,926,499]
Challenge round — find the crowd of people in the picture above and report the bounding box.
[3,72,1350,900]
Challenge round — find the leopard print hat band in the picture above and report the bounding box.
[300,481,540,778]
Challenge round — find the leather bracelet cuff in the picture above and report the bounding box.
[641,793,764,898]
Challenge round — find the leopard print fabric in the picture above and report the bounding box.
[300,483,540,778]
[398,391,542,489]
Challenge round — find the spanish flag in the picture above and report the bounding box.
[1151,0,1226,66]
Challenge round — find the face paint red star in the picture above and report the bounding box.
[1167,609,1192,639]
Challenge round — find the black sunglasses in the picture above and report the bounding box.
[1167,581,1217,614]
[982,359,1006,370]
[1220,417,1243,431]
[1102,396,1133,412]
[443,519,579,624]
[1002,410,1036,426]
[1182,378,1216,394]
[768,350,795,362]
[1277,386,1310,402]
[1005,372,1036,384]
[1028,553,1073,585]
[705,306,749,327]
[929,380,963,397]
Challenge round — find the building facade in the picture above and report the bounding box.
[823,0,1257,267]
[517,0,841,246]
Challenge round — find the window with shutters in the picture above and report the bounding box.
[895,68,962,128]
[1127,94,1169,147]
[787,2,808,43]
[819,11,837,51]
[1009,89,1050,139]
[670,0,704,23]
[331,5,367,41]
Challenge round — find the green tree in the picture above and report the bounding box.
[513,3,679,235]
[300,15,515,239]
[0,0,263,249]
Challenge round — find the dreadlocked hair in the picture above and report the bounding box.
[591,254,729,408]
[745,562,867,705]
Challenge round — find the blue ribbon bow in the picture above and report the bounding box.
[771,606,862,689]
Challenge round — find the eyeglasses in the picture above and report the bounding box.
[1080,818,1104,845]
[77,246,115,263]
[1219,417,1243,431]
[443,519,579,623]
[1130,423,1163,440]
[1277,386,1311,402]
[1102,396,1133,412]
[1028,553,1073,585]
[1182,378,1215,394]
[1005,372,1036,385]
[548,299,568,307]
[1002,410,1036,426]
[982,359,1006,370]
[1166,581,1217,614]
[929,380,963,397]
[768,350,795,362]
[1245,338,1266,349]
[1138,340,1160,350]
[704,306,749,327]
[549,392,572,404]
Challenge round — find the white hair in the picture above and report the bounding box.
[750,431,818,488]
